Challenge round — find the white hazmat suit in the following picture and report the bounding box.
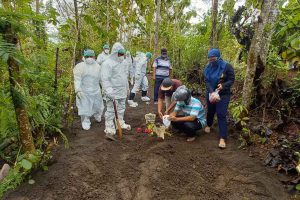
[128,52,150,107]
[73,58,104,130]
[101,42,131,136]
[97,50,110,66]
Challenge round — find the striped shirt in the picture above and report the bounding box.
[174,97,206,127]
[153,57,172,78]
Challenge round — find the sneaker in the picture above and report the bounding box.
[121,123,131,130]
[204,126,211,133]
[128,100,138,107]
[141,96,150,102]
[154,101,158,105]
[187,137,196,142]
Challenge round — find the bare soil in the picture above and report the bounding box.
[4,92,291,200]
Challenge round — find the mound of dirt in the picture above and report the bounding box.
[4,91,291,200]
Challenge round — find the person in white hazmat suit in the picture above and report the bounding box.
[101,42,131,138]
[127,52,153,107]
[126,51,136,86]
[73,49,104,130]
[96,44,110,65]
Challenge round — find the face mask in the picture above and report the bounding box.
[209,57,220,67]
[104,49,109,54]
[178,101,185,105]
[116,56,124,62]
[161,54,167,58]
[85,57,95,65]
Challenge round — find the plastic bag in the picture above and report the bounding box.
[162,115,171,128]
[209,90,220,103]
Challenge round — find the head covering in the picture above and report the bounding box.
[208,48,220,58]
[83,49,95,57]
[118,49,126,54]
[204,48,227,90]
[111,42,125,54]
[161,78,173,91]
[103,44,110,49]
[145,52,152,59]
[173,86,191,104]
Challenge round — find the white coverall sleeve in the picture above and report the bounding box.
[96,54,102,65]
[73,64,83,93]
[101,63,114,97]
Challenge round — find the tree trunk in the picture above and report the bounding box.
[210,0,218,48]
[54,47,59,92]
[106,0,110,43]
[2,23,35,153]
[154,0,161,56]
[242,0,278,109]
[73,0,81,63]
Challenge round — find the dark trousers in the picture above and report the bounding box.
[171,119,203,137]
[154,77,165,102]
[206,94,230,139]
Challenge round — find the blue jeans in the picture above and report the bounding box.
[206,94,230,139]
[154,77,165,102]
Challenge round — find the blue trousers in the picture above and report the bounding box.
[206,94,230,139]
[154,77,165,102]
[171,119,203,137]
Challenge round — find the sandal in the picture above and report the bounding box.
[204,126,211,133]
[218,139,226,149]
[187,137,196,142]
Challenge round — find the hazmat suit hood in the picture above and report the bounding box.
[109,42,125,62]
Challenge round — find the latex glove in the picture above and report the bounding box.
[106,93,115,100]
[135,74,141,80]
[76,91,84,99]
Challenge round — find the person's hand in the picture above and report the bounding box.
[106,93,115,100]
[158,111,163,119]
[169,115,178,122]
[152,76,156,80]
[164,110,169,115]
[217,84,223,91]
[76,91,84,99]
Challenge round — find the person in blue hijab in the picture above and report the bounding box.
[204,48,235,149]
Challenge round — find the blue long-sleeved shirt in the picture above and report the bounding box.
[204,63,235,96]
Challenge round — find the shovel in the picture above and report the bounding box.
[113,99,123,139]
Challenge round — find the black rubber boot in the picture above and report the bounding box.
[129,92,135,100]
[142,91,147,97]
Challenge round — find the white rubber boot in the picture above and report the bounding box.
[128,100,138,107]
[141,96,150,102]
[94,114,102,123]
[81,116,91,130]
[121,123,131,130]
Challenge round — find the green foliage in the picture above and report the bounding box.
[273,0,300,60]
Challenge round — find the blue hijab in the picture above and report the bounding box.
[204,48,227,90]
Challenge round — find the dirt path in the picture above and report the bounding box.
[4,92,290,200]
